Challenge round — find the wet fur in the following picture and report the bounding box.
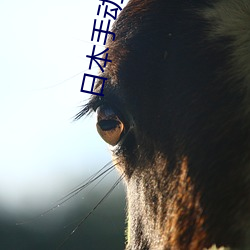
[81,0,250,249]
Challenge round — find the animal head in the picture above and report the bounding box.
[79,0,250,249]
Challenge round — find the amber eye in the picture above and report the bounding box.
[96,105,125,146]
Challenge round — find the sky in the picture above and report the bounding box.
[0,0,129,214]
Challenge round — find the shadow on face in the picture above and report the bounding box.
[78,0,250,249]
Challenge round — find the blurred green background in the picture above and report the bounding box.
[0,177,126,250]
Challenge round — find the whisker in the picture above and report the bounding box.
[56,162,117,203]
[16,161,118,225]
[85,165,116,195]
[31,66,99,91]
[56,172,125,250]
[60,166,116,230]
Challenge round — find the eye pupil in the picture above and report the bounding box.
[96,105,125,146]
[97,120,120,131]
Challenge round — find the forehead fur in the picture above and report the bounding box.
[202,0,250,109]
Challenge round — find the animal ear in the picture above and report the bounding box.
[96,105,125,146]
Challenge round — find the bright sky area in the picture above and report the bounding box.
[0,0,128,214]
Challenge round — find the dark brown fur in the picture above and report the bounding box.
[80,0,250,249]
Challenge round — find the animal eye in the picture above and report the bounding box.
[96,105,125,146]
